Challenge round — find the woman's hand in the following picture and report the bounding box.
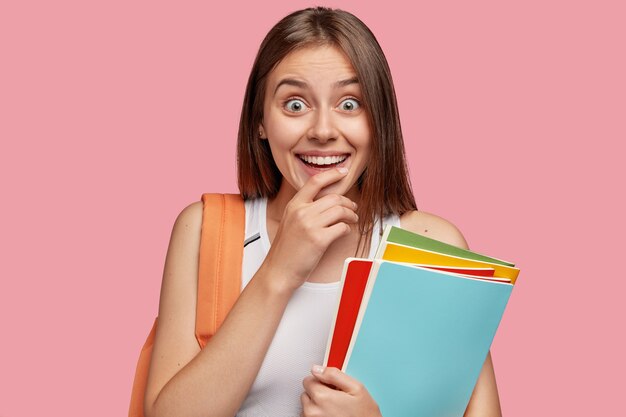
[301,365,382,417]
[263,168,359,292]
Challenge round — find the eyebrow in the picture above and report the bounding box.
[273,76,359,96]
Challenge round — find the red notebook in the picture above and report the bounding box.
[411,264,495,277]
[324,259,373,369]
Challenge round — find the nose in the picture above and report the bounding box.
[307,107,339,143]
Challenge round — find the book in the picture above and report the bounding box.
[323,257,508,370]
[400,263,496,278]
[377,226,516,267]
[342,260,514,417]
[323,258,373,370]
[323,225,519,415]
[380,242,520,283]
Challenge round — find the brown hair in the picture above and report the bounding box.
[237,6,417,256]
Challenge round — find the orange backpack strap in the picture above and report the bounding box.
[195,193,245,348]
[128,318,158,417]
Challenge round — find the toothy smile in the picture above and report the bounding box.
[297,154,349,166]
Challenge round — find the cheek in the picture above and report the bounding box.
[264,124,292,153]
[351,130,372,174]
[265,110,307,140]
[344,117,371,146]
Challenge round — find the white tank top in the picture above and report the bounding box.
[236,197,401,417]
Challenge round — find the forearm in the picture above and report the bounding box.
[463,351,502,417]
[149,263,294,417]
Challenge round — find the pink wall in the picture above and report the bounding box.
[1,1,624,415]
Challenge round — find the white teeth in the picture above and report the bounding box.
[299,155,348,166]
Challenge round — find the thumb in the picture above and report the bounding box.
[311,365,360,394]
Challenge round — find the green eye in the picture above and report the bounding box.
[284,99,307,113]
[340,98,360,111]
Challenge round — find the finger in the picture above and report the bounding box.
[309,193,358,215]
[293,168,349,204]
[322,222,352,243]
[302,375,317,394]
[302,374,334,404]
[300,392,318,417]
[315,205,359,229]
[311,365,364,394]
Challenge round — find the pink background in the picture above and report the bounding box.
[1,0,624,415]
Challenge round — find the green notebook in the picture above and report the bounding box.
[376,225,515,267]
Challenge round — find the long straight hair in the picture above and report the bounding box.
[237,7,417,256]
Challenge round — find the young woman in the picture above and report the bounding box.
[143,7,502,417]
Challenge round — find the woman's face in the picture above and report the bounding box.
[260,45,371,200]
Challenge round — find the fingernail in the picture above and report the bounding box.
[353,201,358,210]
[312,365,325,374]
[337,167,348,174]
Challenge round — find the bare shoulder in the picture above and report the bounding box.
[155,199,204,319]
[399,210,469,250]
[158,198,205,322]
[172,200,204,234]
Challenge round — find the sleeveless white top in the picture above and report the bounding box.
[236,197,401,417]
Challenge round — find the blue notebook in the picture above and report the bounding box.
[343,260,513,417]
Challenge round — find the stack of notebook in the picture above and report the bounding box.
[322,225,519,417]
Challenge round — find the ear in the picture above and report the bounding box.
[258,124,267,140]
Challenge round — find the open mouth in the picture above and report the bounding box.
[297,154,349,169]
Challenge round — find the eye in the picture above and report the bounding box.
[283,98,308,113]
[339,98,360,112]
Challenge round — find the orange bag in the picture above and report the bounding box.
[128,193,245,417]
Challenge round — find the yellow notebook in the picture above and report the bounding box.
[381,242,520,284]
